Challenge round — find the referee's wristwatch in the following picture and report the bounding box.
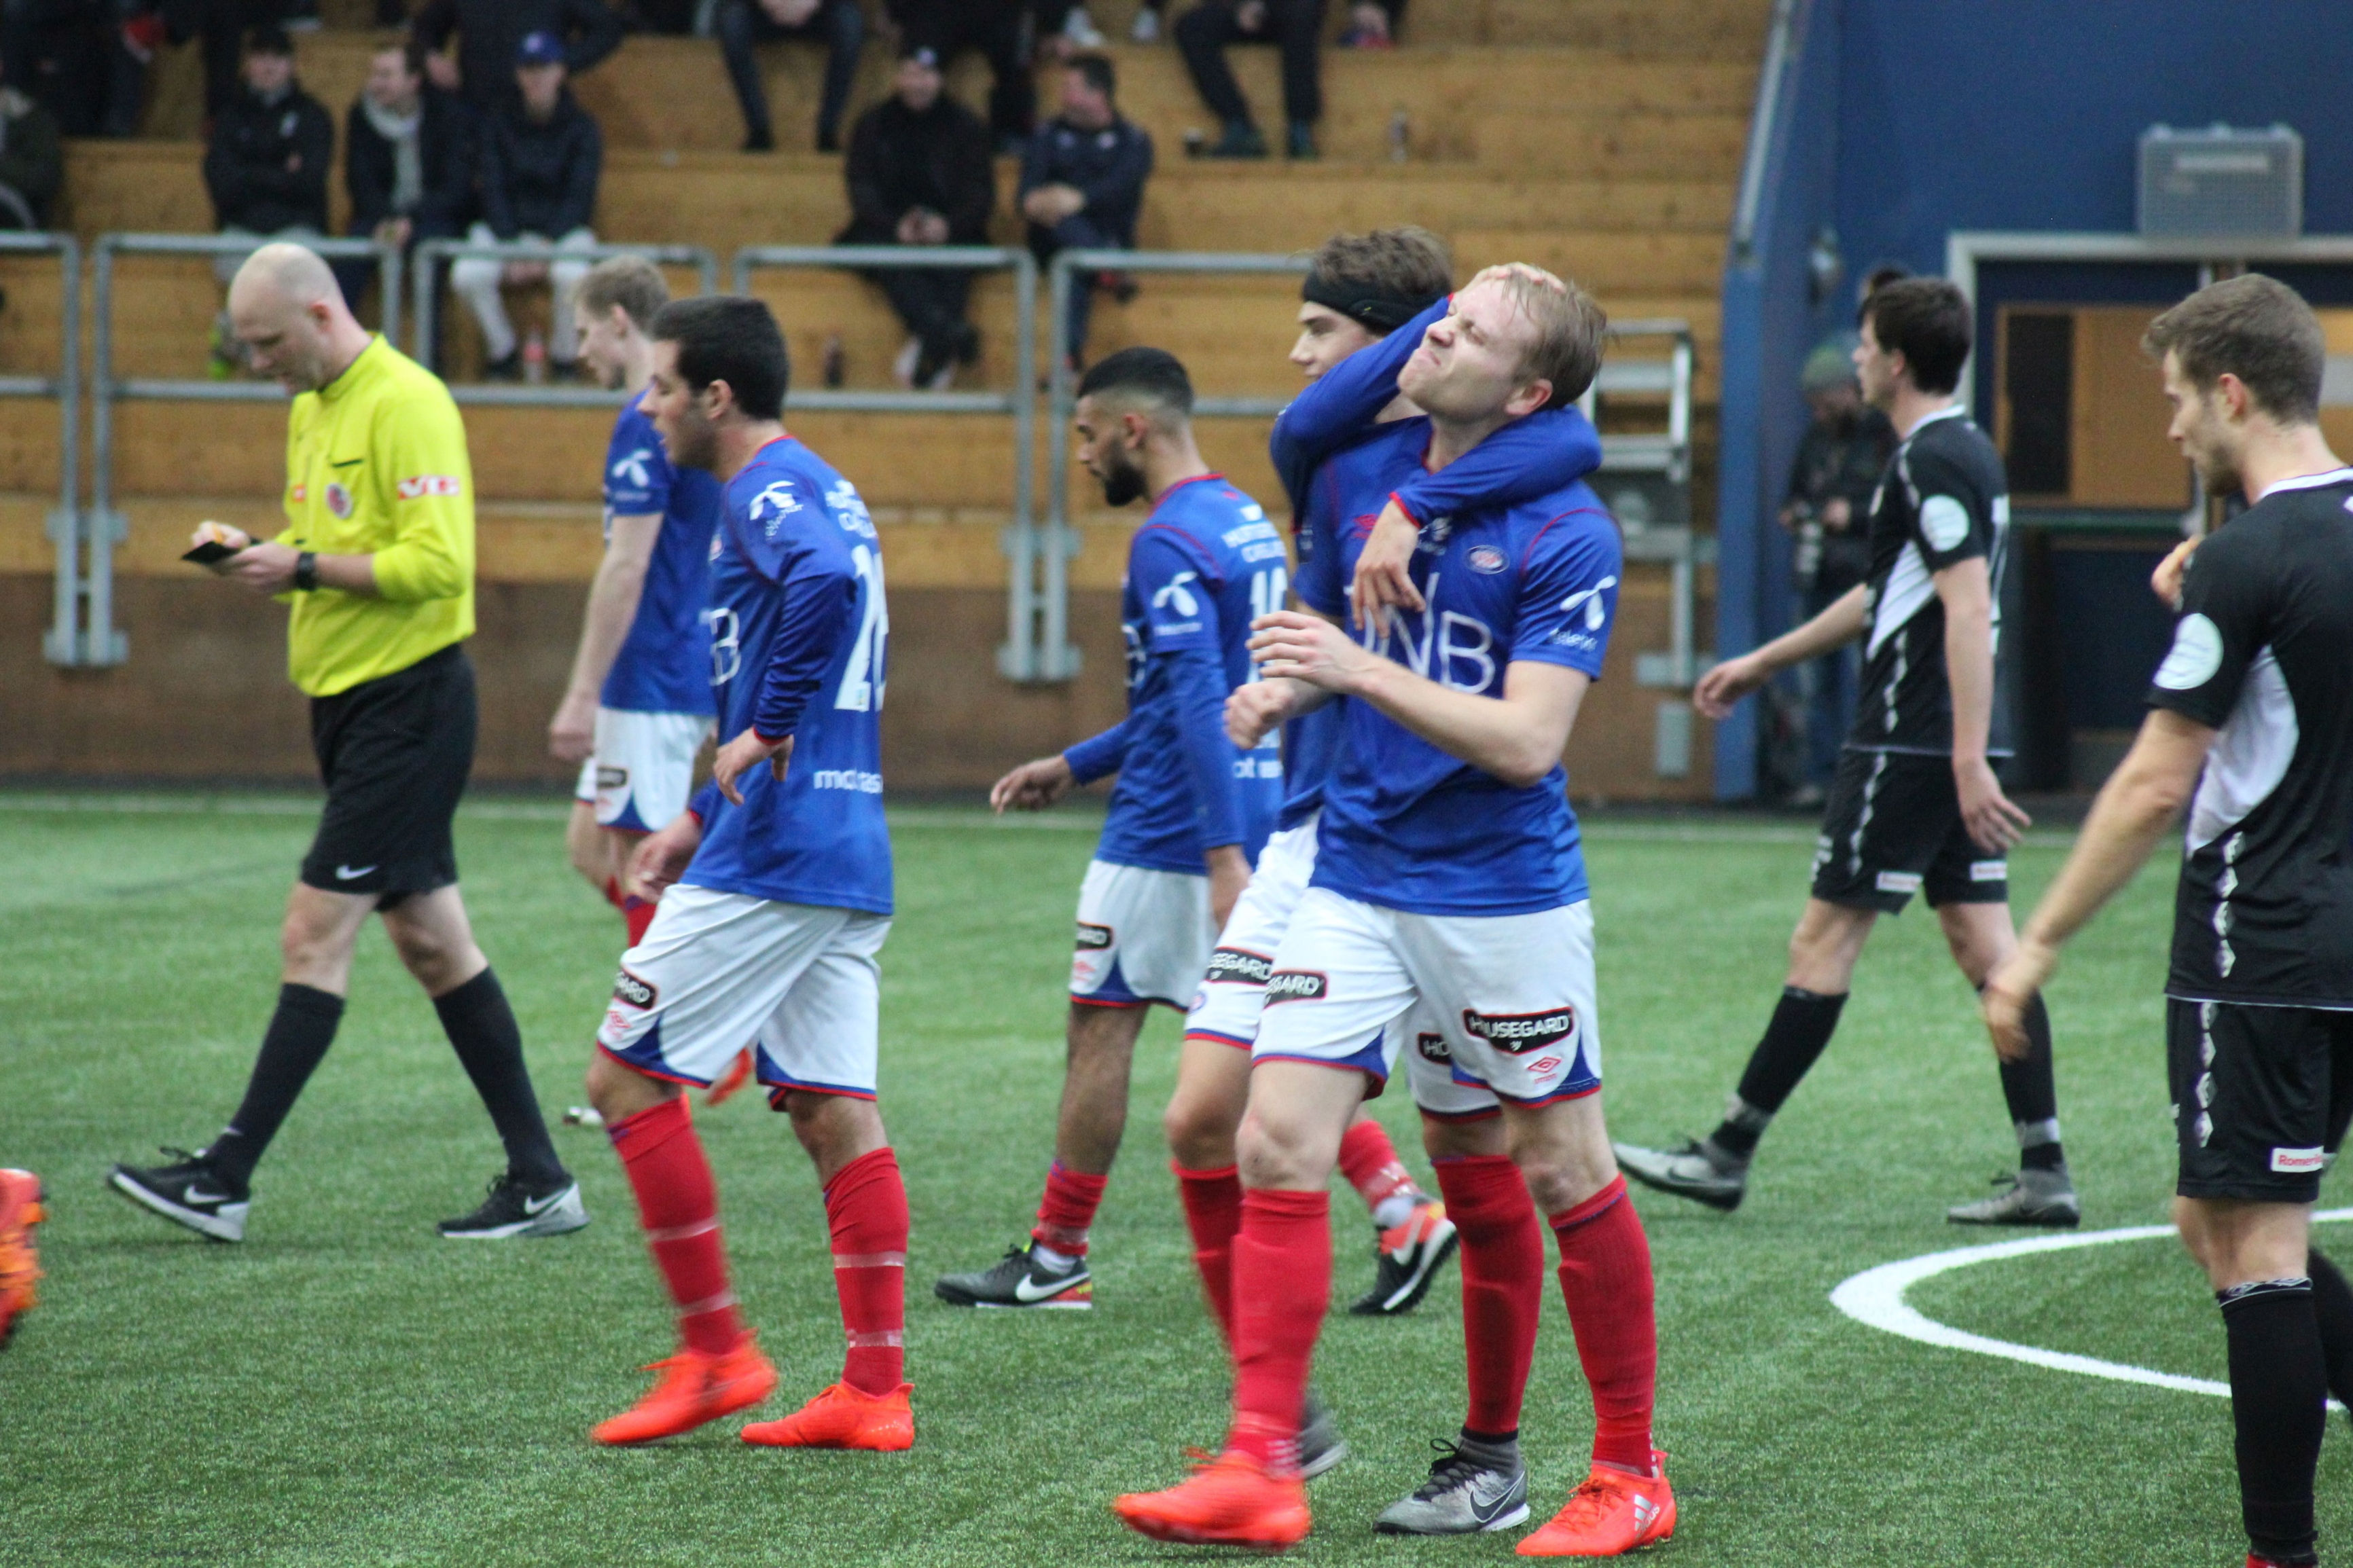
[293,551,319,591]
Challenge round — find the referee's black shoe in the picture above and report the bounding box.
[438,1173,589,1239]
[109,1148,250,1243]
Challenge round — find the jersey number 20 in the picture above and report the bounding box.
[833,544,890,712]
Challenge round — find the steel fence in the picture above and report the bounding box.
[0,234,85,666]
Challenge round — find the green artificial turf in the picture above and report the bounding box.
[1,795,2343,1567]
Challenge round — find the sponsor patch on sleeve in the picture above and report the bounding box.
[397,474,463,500]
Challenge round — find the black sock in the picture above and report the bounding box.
[2307,1248,2353,1410]
[207,983,346,1194]
[2219,1277,2325,1565]
[1996,991,2066,1172]
[433,968,567,1188]
[1711,988,1847,1159]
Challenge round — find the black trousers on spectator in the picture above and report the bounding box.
[895,0,1030,141]
[717,0,863,150]
[876,266,973,360]
[1176,0,1328,129]
[1028,212,1130,363]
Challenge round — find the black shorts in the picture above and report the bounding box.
[299,644,476,901]
[2169,998,2353,1203]
[1808,749,2010,913]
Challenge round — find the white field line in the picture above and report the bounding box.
[1829,1207,2353,1404]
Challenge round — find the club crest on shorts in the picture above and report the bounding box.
[1264,970,1327,1004]
[612,968,658,1009]
[1204,947,1274,985]
[1460,1005,1576,1055]
[1075,922,1113,951]
[1416,1031,1451,1064]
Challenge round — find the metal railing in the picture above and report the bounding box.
[410,238,718,405]
[0,234,84,666]
[87,232,402,668]
[735,244,1039,678]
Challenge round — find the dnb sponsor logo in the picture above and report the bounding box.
[613,968,658,1010]
[1460,1005,1575,1055]
[1204,947,1274,986]
[1264,970,1329,1005]
[1075,922,1113,951]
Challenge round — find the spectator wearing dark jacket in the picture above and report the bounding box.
[203,26,330,251]
[334,37,470,318]
[1020,54,1149,364]
[838,45,994,389]
[450,30,600,376]
[0,78,62,227]
[408,0,619,113]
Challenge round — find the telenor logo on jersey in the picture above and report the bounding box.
[1204,947,1273,986]
[611,449,654,488]
[1264,970,1328,1004]
[397,475,461,500]
[612,968,658,1009]
[1467,544,1507,574]
[1075,922,1113,951]
[1461,1006,1576,1054]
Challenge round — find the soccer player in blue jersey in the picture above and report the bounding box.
[576,297,914,1454]
[933,348,1287,1312]
[1115,270,1672,1556]
[550,257,721,957]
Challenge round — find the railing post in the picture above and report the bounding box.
[998,249,1040,680]
[41,235,82,666]
[1041,253,1079,681]
[87,236,126,666]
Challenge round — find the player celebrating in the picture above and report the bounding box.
[581,296,912,1452]
[1115,270,1672,1556]
[111,244,581,1244]
[1983,275,2353,1568]
[548,257,721,954]
[933,348,1285,1312]
[1615,276,2077,1226]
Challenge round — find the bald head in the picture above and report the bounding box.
[228,242,372,393]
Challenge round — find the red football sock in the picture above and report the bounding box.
[1337,1118,1418,1218]
[824,1146,909,1396]
[622,895,658,947]
[1174,1163,1244,1344]
[603,876,626,912]
[1550,1175,1658,1474]
[1030,1161,1110,1256]
[607,1093,743,1357]
[1435,1153,1543,1435]
[1227,1188,1329,1470]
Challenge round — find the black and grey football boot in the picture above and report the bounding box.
[109,1148,250,1243]
[1614,1135,1749,1211]
[933,1243,1094,1309]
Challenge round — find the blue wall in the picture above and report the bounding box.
[1714,0,2353,797]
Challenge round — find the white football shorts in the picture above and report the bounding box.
[596,882,891,1101]
[1070,858,1214,1009]
[571,708,714,834]
[1184,816,1321,1047]
[1253,888,1602,1106]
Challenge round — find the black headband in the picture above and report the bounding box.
[1300,271,1435,333]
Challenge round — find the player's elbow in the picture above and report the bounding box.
[1489,743,1558,791]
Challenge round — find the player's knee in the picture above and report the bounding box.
[585,1051,675,1120]
[1164,1086,1239,1168]
[1420,1112,1502,1162]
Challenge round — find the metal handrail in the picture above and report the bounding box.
[408,238,719,401]
[0,234,84,666]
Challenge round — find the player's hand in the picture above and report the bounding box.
[2152,537,2198,610]
[549,691,596,764]
[1954,755,2032,854]
[221,540,299,594]
[990,754,1073,813]
[1250,610,1378,694]
[1349,497,1424,636]
[628,810,702,900]
[713,727,793,805]
[1981,939,2056,1062]
[1691,650,1768,719]
[1225,678,1296,749]
[1205,844,1251,931]
[190,521,252,572]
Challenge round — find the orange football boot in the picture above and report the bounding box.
[0,1169,43,1349]
[1516,1455,1675,1556]
[1112,1449,1312,1550]
[741,1381,914,1450]
[704,1049,755,1107]
[591,1336,777,1445]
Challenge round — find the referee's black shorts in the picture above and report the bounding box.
[1808,748,2010,914]
[299,643,476,901]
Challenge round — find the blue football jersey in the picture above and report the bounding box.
[1299,448,1621,917]
[599,397,721,715]
[1093,473,1286,874]
[685,437,893,916]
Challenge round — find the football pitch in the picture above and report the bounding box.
[3,792,2346,1567]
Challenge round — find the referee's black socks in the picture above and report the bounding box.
[209,982,347,1195]
[434,968,569,1189]
[2219,1275,2324,1566]
[1996,991,2067,1173]
[1708,987,1848,1161]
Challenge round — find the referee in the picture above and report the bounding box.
[110,244,583,1244]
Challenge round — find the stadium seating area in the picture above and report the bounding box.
[0,0,1767,794]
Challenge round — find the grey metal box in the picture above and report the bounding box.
[2138,124,2303,238]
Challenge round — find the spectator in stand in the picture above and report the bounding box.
[202,24,329,372]
[1175,0,1327,160]
[408,0,620,113]
[0,56,62,225]
[886,0,1030,151]
[336,37,471,318]
[1020,52,1149,367]
[450,31,601,379]
[3,0,154,134]
[716,0,862,153]
[838,43,993,390]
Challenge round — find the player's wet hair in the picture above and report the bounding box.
[1077,347,1193,423]
[1301,227,1451,335]
[576,255,670,332]
[650,295,789,420]
[1501,272,1607,410]
[1066,52,1116,101]
[1858,277,1970,395]
[2144,273,2325,426]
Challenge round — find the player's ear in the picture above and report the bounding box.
[1505,377,1553,419]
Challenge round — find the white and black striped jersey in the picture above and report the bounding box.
[2150,467,2353,1009]
[1848,407,2012,756]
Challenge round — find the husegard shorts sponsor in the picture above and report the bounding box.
[2167,998,2353,1204]
[1810,748,2010,913]
[571,707,715,833]
[1185,816,1321,1046]
[1068,858,1214,1008]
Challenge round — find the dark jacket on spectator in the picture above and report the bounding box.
[410,0,624,112]
[479,90,600,238]
[1018,113,1152,243]
[346,84,475,238]
[204,79,334,234]
[838,93,994,245]
[0,88,62,228]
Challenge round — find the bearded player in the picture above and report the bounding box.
[581,296,912,1452]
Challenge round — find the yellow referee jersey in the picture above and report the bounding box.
[274,335,475,697]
